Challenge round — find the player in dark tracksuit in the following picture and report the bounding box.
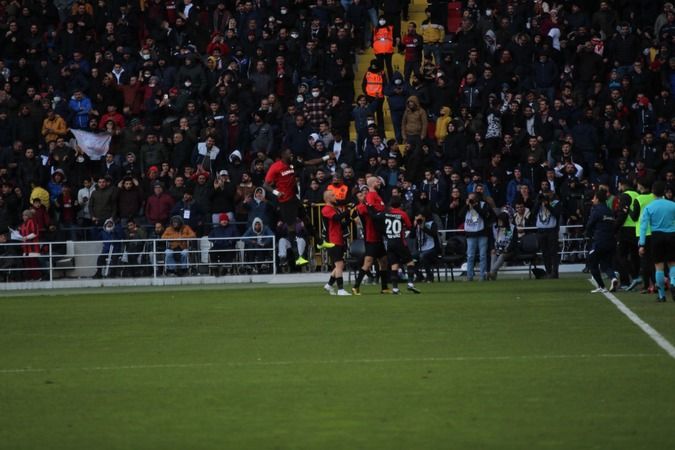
[586,190,619,293]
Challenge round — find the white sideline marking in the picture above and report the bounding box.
[598,285,675,359]
[0,353,661,374]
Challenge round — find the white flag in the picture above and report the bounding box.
[71,129,112,161]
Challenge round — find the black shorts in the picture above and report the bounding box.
[387,240,413,266]
[651,232,675,263]
[278,197,300,227]
[327,245,345,263]
[365,241,387,259]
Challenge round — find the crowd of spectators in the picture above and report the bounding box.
[0,0,674,280]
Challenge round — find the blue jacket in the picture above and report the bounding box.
[208,224,239,249]
[506,178,533,206]
[98,224,124,254]
[242,217,274,247]
[352,101,378,132]
[68,96,92,129]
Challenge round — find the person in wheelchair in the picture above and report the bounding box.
[208,213,239,276]
[162,215,196,276]
[122,218,148,277]
[241,217,274,273]
[92,218,124,279]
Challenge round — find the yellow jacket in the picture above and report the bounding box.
[421,22,445,44]
[435,107,452,143]
[42,115,69,143]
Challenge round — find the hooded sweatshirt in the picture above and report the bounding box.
[401,95,427,139]
[244,187,272,225]
[435,106,452,143]
[242,217,273,247]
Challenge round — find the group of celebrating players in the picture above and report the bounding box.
[263,147,421,296]
[322,175,421,296]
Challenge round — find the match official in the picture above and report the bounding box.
[638,181,675,302]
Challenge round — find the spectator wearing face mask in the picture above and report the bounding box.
[92,218,124,279]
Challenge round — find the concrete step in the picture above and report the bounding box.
[349,1,429,141]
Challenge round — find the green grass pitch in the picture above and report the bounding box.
[1,277,675,449]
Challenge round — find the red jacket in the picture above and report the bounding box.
[145,192,175,225]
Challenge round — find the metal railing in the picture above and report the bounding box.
[437,224,587,259]
[0,236,277,283]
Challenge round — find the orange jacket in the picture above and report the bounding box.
[364,71,384,98]
[162,225,196,250]
[327,183,350,204]
[373,26,394,54]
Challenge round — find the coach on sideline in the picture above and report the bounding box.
[638,181,675,302]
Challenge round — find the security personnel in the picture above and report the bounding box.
[373,16,397,79]
[326,172,350,207]
[363,63,384,99]
[616,178,641,290]
[362,60,387,136]
[635,178,656,293]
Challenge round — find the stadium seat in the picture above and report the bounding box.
[438,235,467,281]
[345,239,366,283]
[511,233,541,279]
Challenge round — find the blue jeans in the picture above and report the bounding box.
[165,248,189,272]
[390,110,404,142]
[466,236,488,280]
[423,43,442,65]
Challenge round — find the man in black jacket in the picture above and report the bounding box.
[586,189,619,293]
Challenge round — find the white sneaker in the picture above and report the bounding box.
[590,287,607,293]
[336,289,351,296]
[324,284,336,295]
[609,278,619,293]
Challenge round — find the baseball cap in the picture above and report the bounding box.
[218,169,229,176]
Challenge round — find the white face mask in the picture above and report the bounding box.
[280,8,287,14]
[290,32,299,39]
[311,91,320,98]
[485,9,492,16]
[296,95,304,103]
[379,19,386,26]
[184,81,191,87]
[105,226,114,232]
[141,54,150,60]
